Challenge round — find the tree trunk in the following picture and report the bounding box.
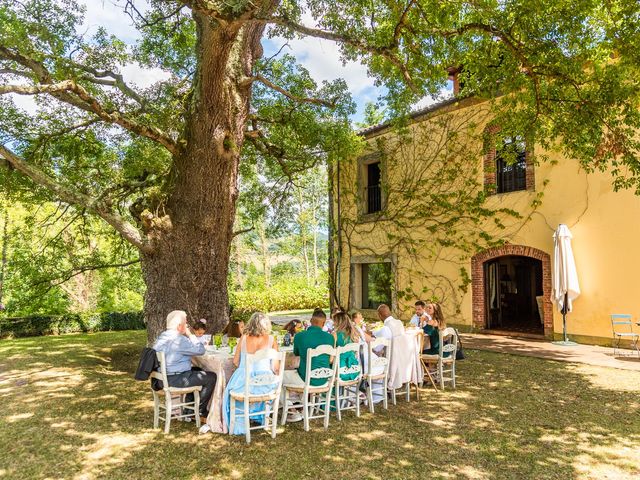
[0,207,8,305]
[258,222,271,287]
[296,187,311,284]
[311,204,319,286]
[142,15,267,342]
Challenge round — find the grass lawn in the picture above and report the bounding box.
[1,331,639,480]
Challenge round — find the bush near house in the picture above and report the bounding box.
[0,312,145,339]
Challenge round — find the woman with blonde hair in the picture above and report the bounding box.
[332,311,360,381]
[222,312,280,435]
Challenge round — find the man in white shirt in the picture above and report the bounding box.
[373,304,404,342]
[409,300,429,327]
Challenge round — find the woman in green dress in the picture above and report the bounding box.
[422,302,449,357]
[332,311,361,381]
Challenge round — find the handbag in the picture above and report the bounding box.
[454,329,466,360]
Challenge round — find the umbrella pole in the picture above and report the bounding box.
[553,292,577,346]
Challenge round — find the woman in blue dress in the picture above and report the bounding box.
[223,312,281,435]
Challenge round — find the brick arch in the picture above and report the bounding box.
[471,244,553,337]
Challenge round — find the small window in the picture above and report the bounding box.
[496,136,527,193]
[361,262,392,309]
[366,162,382,213]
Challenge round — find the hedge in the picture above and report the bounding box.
[0,312,145,339]
[230,283,329,321]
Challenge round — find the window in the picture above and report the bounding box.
[496,136,527,194]
[365,162,382,213]
[361,262,392,309]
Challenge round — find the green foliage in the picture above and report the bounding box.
[230,280,328,320]
[0,311,144,338]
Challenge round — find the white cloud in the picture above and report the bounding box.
[120,63,171,88]
[80,0,142,43]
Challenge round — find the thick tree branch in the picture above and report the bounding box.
[0,144,152,253]
[0,79,178,155]
[0,47,179,155]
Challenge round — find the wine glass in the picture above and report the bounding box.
[214,334,222,349]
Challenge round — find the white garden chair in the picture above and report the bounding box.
[228,349,286,444]
[281,344,337,431]
[332,342,363,421]
[150,351,201,434]
[365,337,390,414]
[611,314,640,357]
[421,327,458,389]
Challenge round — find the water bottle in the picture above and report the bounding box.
[283,332,291,347]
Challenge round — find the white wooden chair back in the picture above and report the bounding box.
[305,344,337,391]
[439,327,458,360]
[150,351,169,390]
[243,348,286,399]
[336,342,362,383]
[367,337,391,376]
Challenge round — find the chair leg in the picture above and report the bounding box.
[355,385,360,418]
[452,364,456,389]
[439,362,444,390]
[244,400,251,444]
[336,386,342,421]
[323,391,331,430]
[271,398,279,438]
[281,389,288,426]
[406,382,410,402]
[303,394,310,432]
[382,377,388,410]
[367,379,375,414]
[391,385,397,406]
[153,392,160,429]
[194,391,201,427]
[164,394,172,434]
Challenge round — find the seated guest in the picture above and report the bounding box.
[323,307,340,333]
[222,319,244,345]
[351,311,372,344]
[191,318,210,345]
[282,319,303,340]
[332,312,360,382]
[153,310,217,421]
[373,304,404,340]
[422,302,448,356]
[282,308,334,420]
[409,300,429,327]
[223,312,280,435]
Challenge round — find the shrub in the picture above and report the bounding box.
[0,312,145,339]
[230,281,329,320]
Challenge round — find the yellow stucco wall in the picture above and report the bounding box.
[333,99,640,344]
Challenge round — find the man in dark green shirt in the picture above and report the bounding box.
[293,309,335,386]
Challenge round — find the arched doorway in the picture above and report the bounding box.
[471,245,553,337]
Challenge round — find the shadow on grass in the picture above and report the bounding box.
[0,331,639,480]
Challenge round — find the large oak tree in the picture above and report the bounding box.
[1,0,639,341]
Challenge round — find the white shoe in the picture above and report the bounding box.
[287,412,303,422]
[198,424,211,435]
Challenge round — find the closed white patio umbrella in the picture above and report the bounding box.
[551,224,581,345]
